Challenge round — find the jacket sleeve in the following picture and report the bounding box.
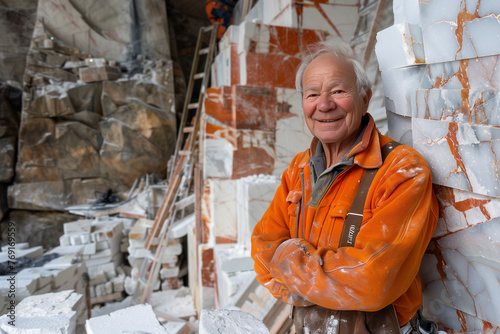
[253,146,439,311]
[251,154,314,306]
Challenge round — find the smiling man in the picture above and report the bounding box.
[251,40,439,334]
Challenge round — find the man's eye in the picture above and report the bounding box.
[332,90,344,94]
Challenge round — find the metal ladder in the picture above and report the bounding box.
[138,23,219,304]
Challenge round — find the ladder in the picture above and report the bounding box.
[138,23,219,304]
[350,0,391,65]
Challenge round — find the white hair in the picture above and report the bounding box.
[295,40,372,99]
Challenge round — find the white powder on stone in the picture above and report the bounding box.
[199,309,269,334]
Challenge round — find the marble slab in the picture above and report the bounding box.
[434,185,500,238]
[392,0,420,25]
[202,179,238,245]
[412,118,500,197]
[376,23,425,72]
[380,65,427,117]
[419,0,500,64]
[213,22,329,89]
[204,86,313,178]
[274,88,313,176]
[420,216,500,330]
[386,110,413,147]
[377,1,500,332]
[414,88,500,126]
[236,175,280,249]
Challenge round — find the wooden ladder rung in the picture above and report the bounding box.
[203,25,214,32]
[199,47,209,55]
[183,126,194,133]
[174,194,195,211]
[188,102,199,110]
[193,72,205,80]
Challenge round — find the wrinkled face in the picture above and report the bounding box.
[302,54,371,149]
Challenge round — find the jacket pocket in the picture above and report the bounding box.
[324,203,350,248]
[287,202,300,239]
[287,189,302,238]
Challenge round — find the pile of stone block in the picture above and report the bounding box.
[86,304,178,334]
[0,243,87,306]
[55,217,133,305]
[199,308,269,334]
[0,290,86,333]
[374,0,500,332]
[126,218,185,295]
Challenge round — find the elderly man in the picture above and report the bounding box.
[251,40,439,333]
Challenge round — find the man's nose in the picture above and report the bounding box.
[317,92,335,112]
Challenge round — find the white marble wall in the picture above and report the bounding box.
[376,0,500,332]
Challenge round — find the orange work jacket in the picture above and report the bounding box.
[251,114,439,325]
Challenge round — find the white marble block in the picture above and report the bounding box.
[376,23,425,72]
[199,308,269,334]
[275,88,313,176]
[204,139,234,179]
[419,0,500,64]
[393,0,420,25]
[412,118,500,197]
[377,1,500,331]
[0,290,83,334]
[420,217,500,327]
[236,174,280,249]
[85,303,168,334]
[204,179,238,244]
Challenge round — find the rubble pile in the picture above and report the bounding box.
[0,290,85,334]
[0,243,87,306]
[86,304,182,334]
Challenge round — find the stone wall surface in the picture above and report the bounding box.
[0,0,177,249]
[376,0,500,332]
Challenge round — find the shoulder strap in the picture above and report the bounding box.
[338,141,401,248]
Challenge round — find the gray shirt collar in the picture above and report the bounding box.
[309,115,369,182]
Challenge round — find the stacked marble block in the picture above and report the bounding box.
[200,19,337,311]
[56,217,131,305]
[127,218,184,294]
[375,0,500,332]
[0,244,87,321]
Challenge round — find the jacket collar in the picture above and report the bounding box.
[298,113,383,169]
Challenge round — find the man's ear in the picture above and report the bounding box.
[362,88,372,114]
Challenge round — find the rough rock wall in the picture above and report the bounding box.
[1,0,179,249]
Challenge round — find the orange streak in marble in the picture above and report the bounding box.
[444,122,473,192]
[455,1,481,59]
[457,309,468,332]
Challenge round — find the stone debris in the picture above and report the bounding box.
[199,308,269,334]
[85,304,172,334]
[55,217,131,306]
[0,290,84,334]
